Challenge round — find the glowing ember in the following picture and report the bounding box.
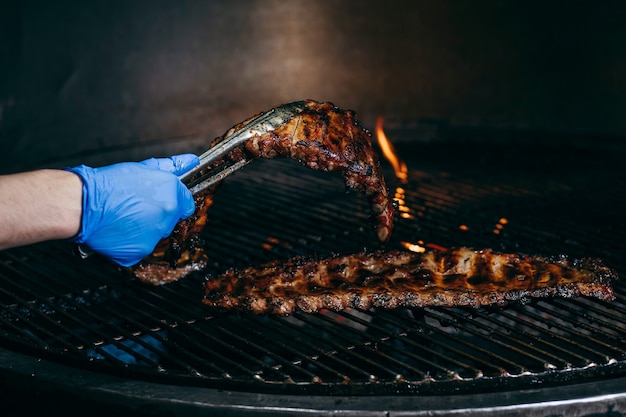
[394,186,414,220]
[493,217,509,235]
[401,241,426,253]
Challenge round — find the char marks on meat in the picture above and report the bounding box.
[203,247,617,315]
[132,100,395,285]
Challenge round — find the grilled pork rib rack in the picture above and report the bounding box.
[133,100,395,285]
[203,247,617,315]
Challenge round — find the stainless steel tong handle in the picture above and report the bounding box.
[179,100,308,194]
[75,100,307,260]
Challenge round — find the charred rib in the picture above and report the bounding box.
[202,247,617,315]
[133,100,394,285]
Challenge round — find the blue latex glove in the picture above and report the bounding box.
[67,154,200,267]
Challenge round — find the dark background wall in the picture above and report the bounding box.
[1,0,625,172]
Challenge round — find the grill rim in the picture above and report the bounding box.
[2,344,626,416]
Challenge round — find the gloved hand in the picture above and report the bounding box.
[66,154,200,267]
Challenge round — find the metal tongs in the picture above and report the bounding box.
[75,100,308,260]
[179,100,308,195]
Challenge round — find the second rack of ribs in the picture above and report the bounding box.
[203,247,617,315]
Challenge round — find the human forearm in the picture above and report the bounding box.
[0,169,82,249]
[0,154,198,267]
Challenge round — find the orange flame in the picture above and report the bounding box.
[376,117,408,184]
[376,117,413,219]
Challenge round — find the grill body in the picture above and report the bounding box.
[1,131,625,415]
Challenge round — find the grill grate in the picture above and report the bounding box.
[0,140,625,396]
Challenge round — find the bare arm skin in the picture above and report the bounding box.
[0,169,82,249]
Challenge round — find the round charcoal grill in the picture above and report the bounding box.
[1,133,626,416]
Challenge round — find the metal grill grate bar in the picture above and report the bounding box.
[287,311,432,381]
[376,309,515,376]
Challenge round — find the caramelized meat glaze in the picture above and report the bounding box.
[133,100,395,285]
[203,247,617,315]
